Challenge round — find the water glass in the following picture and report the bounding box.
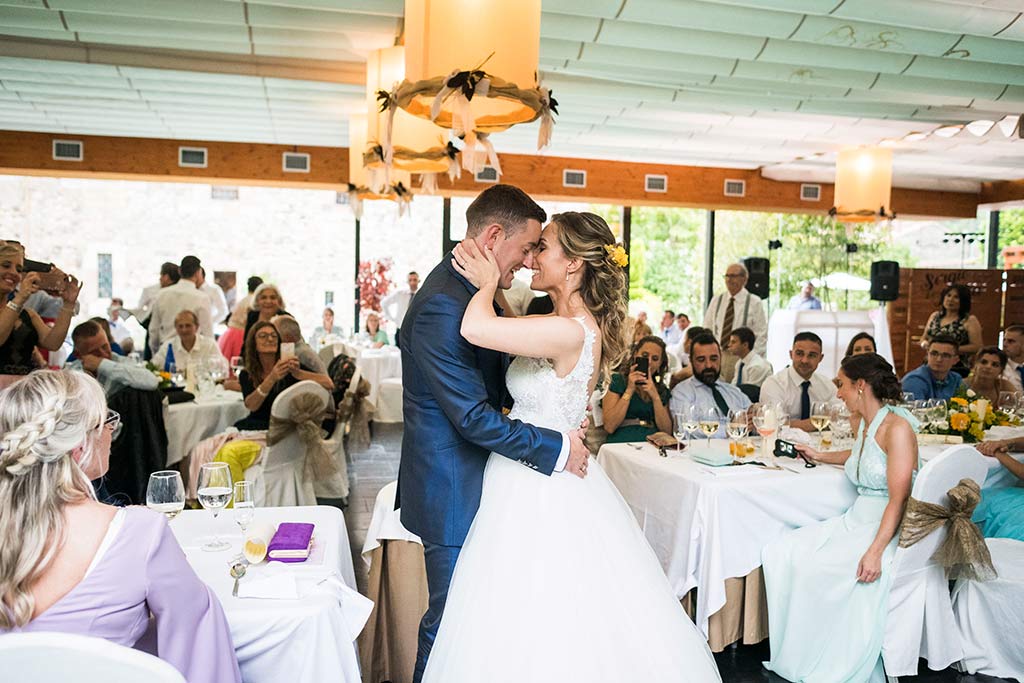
[233,481,255,534]
[681,405,701,446]
[197,462,233,552]
[146,470,185,520]
[672,412,686,453]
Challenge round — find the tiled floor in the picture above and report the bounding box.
[342,423,1009,682]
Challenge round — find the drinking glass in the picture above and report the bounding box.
[998,391,1017,417]
[197,462,233,552]
[810,401,831,448]
[830,401,852,447]
[901,392,915,405]
[230,356,244,379]
[233,480,255,534]
[927,399,948,432]
[146,470,185,520]
[681,405,700,447]
[698,407,720,449]
[672,412,686,453]
[168,362,185,387]
[726,408,749,460]
[751,402,781,459]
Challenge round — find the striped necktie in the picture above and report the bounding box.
[721,297,736,342]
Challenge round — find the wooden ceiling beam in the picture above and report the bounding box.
[979,179,1024,208]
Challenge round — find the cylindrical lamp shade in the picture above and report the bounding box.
[833,147,894,222]
[403,0,542,131]
[367,46,451,174]
[348,112,411,198]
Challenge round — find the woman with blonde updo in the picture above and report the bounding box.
[0,370,240,683]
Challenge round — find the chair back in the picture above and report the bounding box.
[259,380,329,506]
[738,383,760,403]
[0,632,185,683]
[106,387,168,504]
[318,344,336,368]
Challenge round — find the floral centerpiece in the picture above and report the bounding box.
[931,388,1018,443]
[145,361,173,390]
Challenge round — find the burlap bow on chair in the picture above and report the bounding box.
[336,377,374,452]
[267,393,338,482]
[898,478,997,581]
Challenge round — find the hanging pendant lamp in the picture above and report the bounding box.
[830,147,895,223]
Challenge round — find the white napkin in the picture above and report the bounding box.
[310,575,376,638]
[237,563,299,600]
[779,427,812,445]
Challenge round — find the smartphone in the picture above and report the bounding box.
[36,270,67,294]
[633,355,650,377]
[773,439,798,458]
[280,342,296,360]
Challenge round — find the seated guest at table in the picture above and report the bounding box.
[0,369,241,683]
[0,242,80,376]
[602,335,672,443]
[920,283,982,374]
[658,310,683,348]
[974,439,1024,542]
[271,314,326,374]
[309,306,338,349]
[631,312,652,346]
[762,353,917,683]
[242,283,288,343]
[668,325,709,389]
[364,312,389,348]
[218,275,262,361]
[961,346,1014,405]
[726,326,772,388]
[66,321,158,397]
[1000,324,1024,392]
[669,333,751,436]
[148,255,214,355]
[845,331,877,358]
[153,310,222,373]
[235,321,332,431]
[901,335,962,401]
[759,332,834,431]
[787,280,822,310]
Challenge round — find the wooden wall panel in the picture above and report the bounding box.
[1004,270,1024,327]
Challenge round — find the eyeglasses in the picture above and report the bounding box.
[927,350,957,360]
[723,274,745,279]
[98,409,121,437]
[255,333,279,342]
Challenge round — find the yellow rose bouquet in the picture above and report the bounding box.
[938,389,1016,443]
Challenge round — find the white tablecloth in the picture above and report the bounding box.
[361,481,421,565]
[164,392,248,467]
[333,343,402,410]
[170,505,370,683]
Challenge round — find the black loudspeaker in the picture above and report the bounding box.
[742,257,770,299]
[870,261,900,301]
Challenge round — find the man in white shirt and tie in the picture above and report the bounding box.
[147,255,214,355]
[381,270,419,348]
[670,332,751,437]
[759,332,835,432]
[726,326,773,387]
[1001,324,1024,392]
[703,263,768,357]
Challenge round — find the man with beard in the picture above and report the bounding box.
[669,332,751,438]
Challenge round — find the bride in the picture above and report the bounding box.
[423,212,721,682]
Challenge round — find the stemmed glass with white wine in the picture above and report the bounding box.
[197,462,233,552]
[681,405,701,447]
[810,401,831,448]
[698,406,720,449]
[727,408,749,460]
[146,470,185,520]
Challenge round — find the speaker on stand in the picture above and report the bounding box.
[870,261,900,302]
[742,257,770,300]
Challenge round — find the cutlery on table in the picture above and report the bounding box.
[230,560,247,597]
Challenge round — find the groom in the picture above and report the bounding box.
[397,184,591,682]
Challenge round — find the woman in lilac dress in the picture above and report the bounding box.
[0,370,241,683]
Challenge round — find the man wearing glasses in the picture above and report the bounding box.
[703,263,768,358]
[902,335,963,401]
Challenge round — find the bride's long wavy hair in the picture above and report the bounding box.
[550,212,629,381]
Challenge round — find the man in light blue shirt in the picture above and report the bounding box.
[66,320,159,397]
[901,335,962,401]
[670,333,751,437]
[659,310,684,347]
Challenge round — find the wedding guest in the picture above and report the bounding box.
[1000,324,1024,392]
[106,298,135,354]
[845,332,877,358]
[901,336,962,401]
[235,321,332,431]
[659,310,683,347]
[271,314,326,375]
[152,310,222,373]
[669,333,751,436]
[759,332,834,431]
[668,325,709,389]
[920,284,982,373]
[66,321,158,397]
[675,312,690,334]
[0,242,81,376]
[0,370,241,683]
[134,261,179,321]
[218,275,262,361]
[962,346,1013,404]
[381,271,419,348]
[631,311,651,345]
[309,306,338,349]
[974,438,1024,542]
[198,267,229,328]
[763,353,917,682]
[726,326,772,387]
[364,312,388,348]
[602,335,672,443]
[242,282,288,343]
[148,255,213,354]
[787,281,822,310]
[704,262,767,356]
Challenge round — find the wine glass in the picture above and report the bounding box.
[751,402,781,459]
[681,405,700,447]
[727,408,749,460]
[230,356,244,379]
[927,399,948,432]
[168,362,185,387]
[698,406,720,449]
[146,470,185,520]
[998,391,1017,418]
[197,462,233,552]
[901,392,915,405]
[810,401,831,448]
[672,412,686,453]
[233,480,255,534]
[830,401,852,447]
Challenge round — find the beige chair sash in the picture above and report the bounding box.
[337,377,374,453]
[267,392,337,482]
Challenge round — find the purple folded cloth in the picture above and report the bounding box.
[267,522,315,563]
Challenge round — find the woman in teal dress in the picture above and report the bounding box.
[974,438,1024,541]
[762,353,919,683]
[601,335,672,443]
[364,312,389,348]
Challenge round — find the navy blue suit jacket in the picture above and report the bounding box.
[396,254,563,546]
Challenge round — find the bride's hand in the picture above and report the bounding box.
[452,239,500,290]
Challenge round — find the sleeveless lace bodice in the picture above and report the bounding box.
[506,318,596,433]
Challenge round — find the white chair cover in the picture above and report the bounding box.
[244,380,329,507]
[882,445,990,677]
[376,377,404,424]
[316,367,361,501]
[0,632,185,683]
[318,344,336,368]
[952,537,1024,680]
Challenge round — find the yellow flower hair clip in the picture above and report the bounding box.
[604,244,628,268]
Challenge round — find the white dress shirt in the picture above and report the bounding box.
[661,325,684,347]
[758,366,835,420]
[202,281,229,326]
[135,282,162,319]
[703,289,768,355]
[148,280,214,354]
[107,317,133,345]
[381,288,416,328]
[669,376,752,438]
[1002,357,1024,393]
[729,350,773,387]
[152,334,222,372]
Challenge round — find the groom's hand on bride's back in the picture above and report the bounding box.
[566,428,590,478]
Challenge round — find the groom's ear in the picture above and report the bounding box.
[480,224,504,249]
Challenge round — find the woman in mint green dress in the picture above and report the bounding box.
[974,438,1024,541]
[762,353,919,682]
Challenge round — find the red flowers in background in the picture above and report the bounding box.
[357,258,393,312]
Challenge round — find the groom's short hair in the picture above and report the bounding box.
[465,184,547,238]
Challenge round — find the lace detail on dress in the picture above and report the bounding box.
[506,317,596,433]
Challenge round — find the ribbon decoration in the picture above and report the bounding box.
[898,478,997,581]
[336,376,373,452]
[461,132,502,176]
[266,392,338,483]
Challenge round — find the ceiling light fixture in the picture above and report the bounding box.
[829,146,895,224]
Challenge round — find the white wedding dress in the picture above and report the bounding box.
[423,318,722,683]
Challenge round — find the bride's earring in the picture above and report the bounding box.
[565,267,570,282]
